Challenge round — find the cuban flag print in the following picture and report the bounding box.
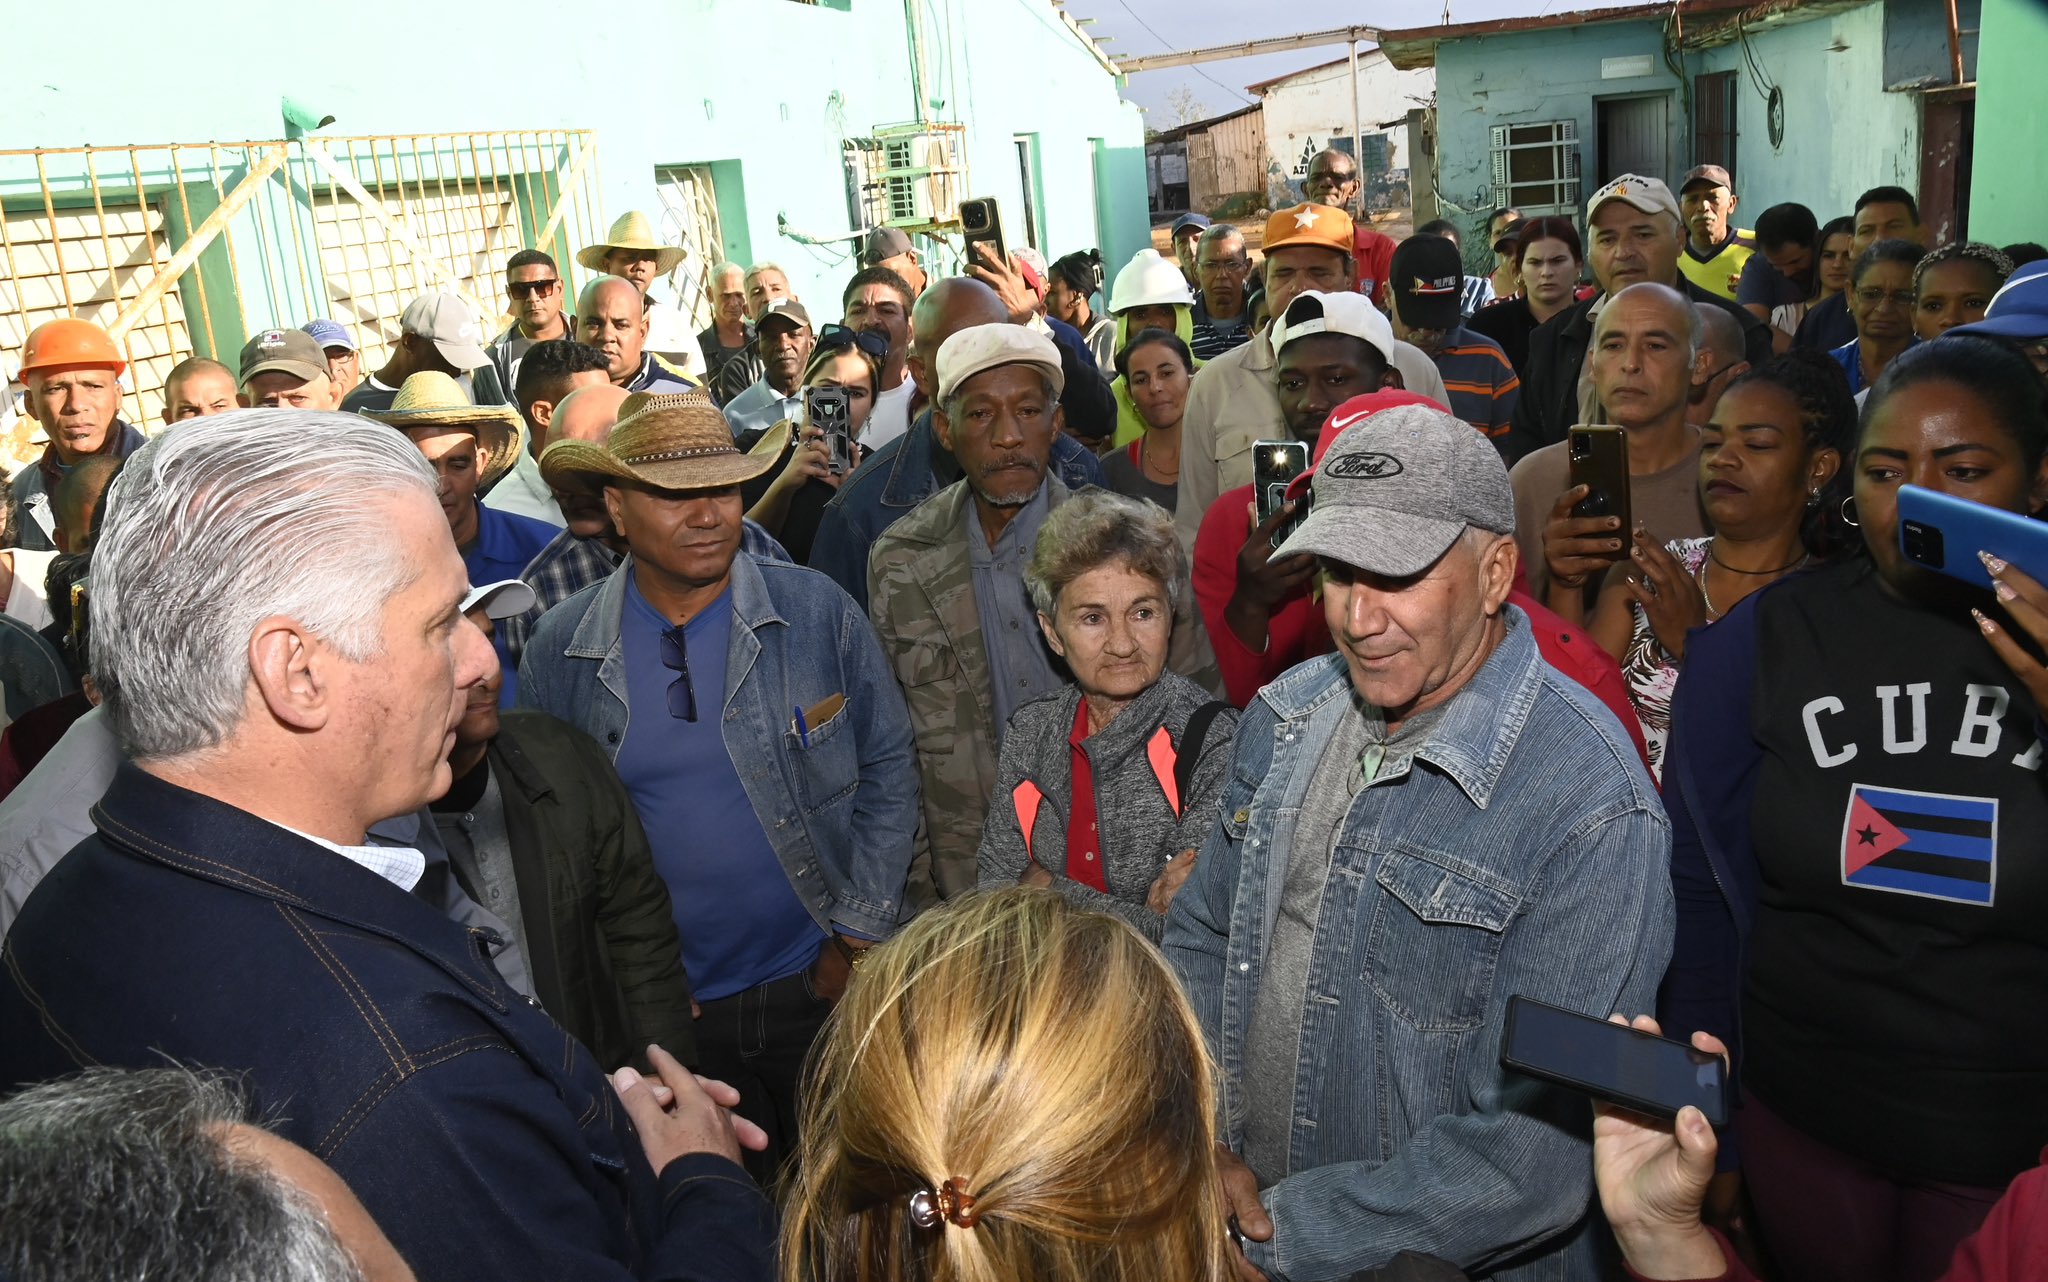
[1841,784,1998,906]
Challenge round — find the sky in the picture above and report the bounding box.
[1061,0,1641,124]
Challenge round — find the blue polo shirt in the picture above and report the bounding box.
[615,574,821,1000]
[463,501,557,706]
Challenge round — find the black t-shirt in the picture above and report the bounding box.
[1743,558,2048,1185]
[736,428,868,566]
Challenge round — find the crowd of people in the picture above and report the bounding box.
[1,145,2047,1282]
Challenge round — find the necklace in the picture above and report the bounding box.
[1140,433,1180,483]
[1709,542,1808,576]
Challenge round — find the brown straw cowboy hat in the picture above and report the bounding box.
[540,390,788,495]
[576,211,687,276]
[362,371,526,491]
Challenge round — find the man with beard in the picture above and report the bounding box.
[721,299,813,436]
[866,323,1218,902]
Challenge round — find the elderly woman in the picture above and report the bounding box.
[977,491,1237,937]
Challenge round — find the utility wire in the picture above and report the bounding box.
[1110,0,1258,106]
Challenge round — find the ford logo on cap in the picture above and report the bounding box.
[1324,451,1404,480]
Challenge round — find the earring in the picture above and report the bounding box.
[1806,488,1822,509]
[1839,495,1860,527]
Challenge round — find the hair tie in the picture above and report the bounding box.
[908,1177,980,1229]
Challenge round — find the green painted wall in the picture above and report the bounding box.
[1969,0,2048,243]
[0,0,1148,348]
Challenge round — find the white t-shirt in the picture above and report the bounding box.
[863,379,917,453]
[6,547,57,631]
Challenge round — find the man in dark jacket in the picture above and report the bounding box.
[0,408,772,1282]
[1502,174,1772,463]
[436,594,697,1071]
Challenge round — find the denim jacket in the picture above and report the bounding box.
[1161,610,1674,1282]
[518,550,920,940]
[0,764,773,1282]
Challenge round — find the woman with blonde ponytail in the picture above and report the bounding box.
[781,888,1234,1282]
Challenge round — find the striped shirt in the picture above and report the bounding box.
[1428,325,1521,443]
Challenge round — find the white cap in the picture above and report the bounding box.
[1272,290,1395,365]
[934,324,1065,404]
[460,578,537,619]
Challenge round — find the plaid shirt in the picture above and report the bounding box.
[499,532,620,667]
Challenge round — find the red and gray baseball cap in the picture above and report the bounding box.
[1275,399,1515,575]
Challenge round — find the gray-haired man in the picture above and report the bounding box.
[0,410,774,1282]
[1163,404,1672,1281]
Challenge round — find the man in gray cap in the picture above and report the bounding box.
[1163,403,1672,1282]
[862,226,926,298]
[237,327,339,410]
[340,292,497,414]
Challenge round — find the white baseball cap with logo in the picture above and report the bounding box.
[1271,290,1395,365]
[400,293,491,371]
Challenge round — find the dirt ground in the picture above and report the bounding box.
[1149,208,1414,258]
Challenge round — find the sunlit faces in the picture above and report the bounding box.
[580,282,650,383]
[163,366,238,423]
[507,261,564,334]
[1591,288,1703,429]
[1588,203,1683,295]
[603,483,745,591]
[1680,182,1736,250]
[935,363,1060,509]
[243,371,336,411]
[602,248,662,291]
[1320,531,1515,723]
[1699,381,1840,535]
[1852,201,1920,253]
[1520,238,1582,312]
[1124,339,1192,432]
[26,368,123,463]
[1262,246,1352,317]
[1277,333,1390,444]
[744,268,792,321]
[402,426,488,544]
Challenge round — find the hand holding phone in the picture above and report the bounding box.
[1252,440,1312,546]
[804,386,854,476]
[1500,995,1728,1126]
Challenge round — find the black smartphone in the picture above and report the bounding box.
[1500,995,1728,1126]
[1568,425,1632,558]
[1252,440,1312,546]
[1897,483,2048,591]
[959,196,1007,274]
[805,386,854,476]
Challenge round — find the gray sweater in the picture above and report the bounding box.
[977,670,1238,938]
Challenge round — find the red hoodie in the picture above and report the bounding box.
[1189,390,1652,772]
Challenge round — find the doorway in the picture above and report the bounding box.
[1596,94,1670,185]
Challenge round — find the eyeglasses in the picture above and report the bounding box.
[1306,170,1356,188]
[508,278,560,300]
[1854,286,1916,310]
[660,626,698,722]
[817,323,890,360]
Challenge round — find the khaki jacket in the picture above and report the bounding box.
[1172,328,1451,551]
[868,476,1221,900]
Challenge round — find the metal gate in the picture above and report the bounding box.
[654,165,725,332]
[0,130,605,455]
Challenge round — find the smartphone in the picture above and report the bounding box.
[1252,440,1312,545]
[1897,483,2048,591]
[805,386,854,476]
[959,196,1008,274]
[1500,995,1728,1126]
[1568,426,1631,557]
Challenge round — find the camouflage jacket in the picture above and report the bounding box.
[867,476,1222,900]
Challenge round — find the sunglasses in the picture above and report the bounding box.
[660,627,698,722]
[508,278,561,300]
[817,323,890,360]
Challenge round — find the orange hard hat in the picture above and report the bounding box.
[20,317,126,377]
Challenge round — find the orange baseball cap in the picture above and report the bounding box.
[1263,202,1355,255]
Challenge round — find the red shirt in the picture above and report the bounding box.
[1353,226,1398,309]
[1064,699,1108,891]
[1190,484,1653,772]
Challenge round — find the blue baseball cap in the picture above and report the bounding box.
[1950,260,2048,342]
[1170,213,1211,238]
[301,319,357,352]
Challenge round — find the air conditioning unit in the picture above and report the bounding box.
[845,123,966,232]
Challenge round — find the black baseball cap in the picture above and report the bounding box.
[1389,236,1464,331]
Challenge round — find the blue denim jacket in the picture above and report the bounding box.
[0,763,773,1282]
[1162,611,1674,1282]
[518,551,920,940]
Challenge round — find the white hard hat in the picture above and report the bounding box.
[1108,249,1196,314]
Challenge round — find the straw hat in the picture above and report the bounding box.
[541,390,788,495]
[576,211,687,275]
[362,371,526,492]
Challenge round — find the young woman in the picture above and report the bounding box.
[1793,216,1860,352]
[1099,329,1192,511]
[781,889,1234,1282]
[1830,239,1923,396]
[1467,216,1584,378]
[1662,335,2048,1282]
[1046,249,1114,371]
[740,325,884,562]
[1587,351,1855,779]
[1915,241,2013,340]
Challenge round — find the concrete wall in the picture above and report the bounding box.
[1260,53,1436,205]
[0,0,1148,348]
[1968,0,2048,243]
[1426,0,1951,258]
